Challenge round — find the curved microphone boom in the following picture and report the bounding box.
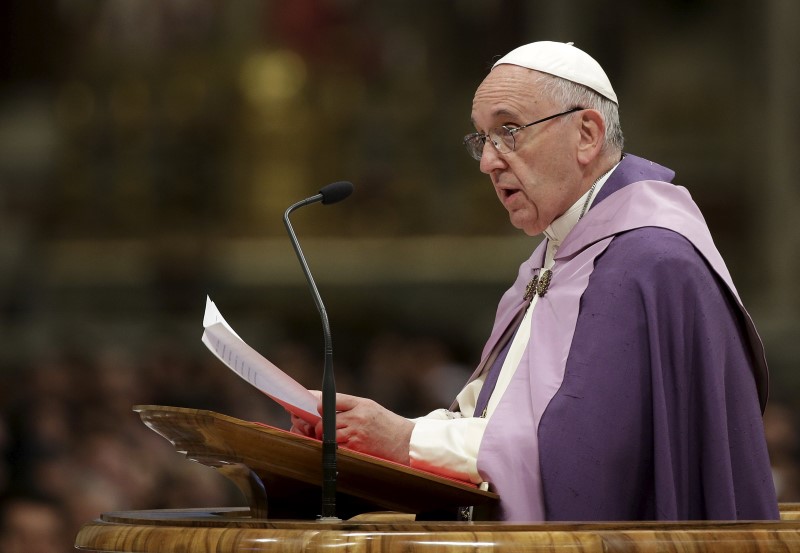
[283,180,353,521]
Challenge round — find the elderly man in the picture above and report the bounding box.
[291,41,779,522]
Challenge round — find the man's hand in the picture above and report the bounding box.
[328,394,414,465]
[288,392,414,465]
[288,390,321,437]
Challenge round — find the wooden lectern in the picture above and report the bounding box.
[75,406,800,552]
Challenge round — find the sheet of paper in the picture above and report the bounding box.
[201,296,321,424]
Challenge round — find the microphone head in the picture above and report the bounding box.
[319,181,354,205]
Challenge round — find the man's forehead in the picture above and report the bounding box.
[477,64,538,90]
[471,67,549,121]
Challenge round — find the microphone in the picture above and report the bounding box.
[283,180,353,521]
[319,180,353,205]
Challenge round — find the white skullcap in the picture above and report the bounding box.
[493,41,618,105]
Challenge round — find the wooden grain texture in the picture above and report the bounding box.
[133,405,497,519]
[93,405,796,552]
[74,507,800,552]
[780,503,800,520]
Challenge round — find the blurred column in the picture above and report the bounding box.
[765,0,800,318]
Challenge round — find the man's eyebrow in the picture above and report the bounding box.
[492,108,519,119]
[470,107,521,128]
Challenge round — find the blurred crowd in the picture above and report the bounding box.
[0,330,472,551]
[0,332,799,551]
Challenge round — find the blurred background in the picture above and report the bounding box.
[0,0,798,549]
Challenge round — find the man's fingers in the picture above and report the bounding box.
[314,392,363,415]
[334,393,363,411]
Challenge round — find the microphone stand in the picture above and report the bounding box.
[283,194,340,521]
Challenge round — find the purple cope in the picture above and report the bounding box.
[471,154,778,522]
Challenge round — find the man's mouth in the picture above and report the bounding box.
[500,187,521,202]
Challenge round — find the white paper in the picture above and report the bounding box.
[201,296,320,424]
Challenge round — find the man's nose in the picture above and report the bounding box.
[479,141,506,174]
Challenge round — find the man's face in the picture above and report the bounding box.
[471,65,583,236]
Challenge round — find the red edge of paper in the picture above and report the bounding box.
[250,421,478,488]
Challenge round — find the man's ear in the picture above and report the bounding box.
[576,109,605,165]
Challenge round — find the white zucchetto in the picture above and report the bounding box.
[493,41,618,105]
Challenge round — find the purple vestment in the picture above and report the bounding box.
[474,154,778,522]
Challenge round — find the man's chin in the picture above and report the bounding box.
[509,215,544,237]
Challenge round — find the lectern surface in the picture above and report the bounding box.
[133,405,497,519]
[76,406,796,552]
[75,507,800,553]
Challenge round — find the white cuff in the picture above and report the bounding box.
[412,408,461,422]
[408,416,487,484]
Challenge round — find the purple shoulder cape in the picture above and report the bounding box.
[475,154,778,522]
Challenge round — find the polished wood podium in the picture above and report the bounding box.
[128,405,498,520]
[74,406,800,552]
[74,505,800,552]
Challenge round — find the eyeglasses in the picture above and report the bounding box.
[463,107,584,161]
